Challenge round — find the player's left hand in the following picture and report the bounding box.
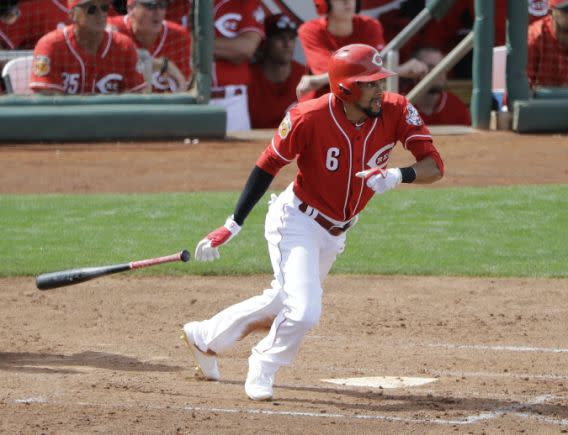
[356,167,402,194]
[195,216,241,261]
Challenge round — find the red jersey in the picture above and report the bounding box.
[528,15,568,88]
[108,15,191,92]
[248,60,305,129]
[166,0,191,29]
[418,91,471,126]
[1,0,68,49]
[298,15,385,75]
[257,93,444,222]
[30,25,146,94]
[213,0,265,87]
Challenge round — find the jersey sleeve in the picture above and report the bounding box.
[239,0,265,37]
[29,34,64,93]
[396,99,445,175]
[298,20,333,75]
[363,18,385,51]
[256,108,305,175]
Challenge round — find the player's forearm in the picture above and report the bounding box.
[214,33,261,64]
[233,166,275,225]
[410,157,444,184]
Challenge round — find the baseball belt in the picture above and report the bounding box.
[298,202,354,236]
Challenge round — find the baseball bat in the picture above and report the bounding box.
[36,249,191,290]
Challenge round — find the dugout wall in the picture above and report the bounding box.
[0,0,225,142]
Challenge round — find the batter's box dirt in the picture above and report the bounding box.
[1,275,567,433]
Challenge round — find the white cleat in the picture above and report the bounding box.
[245,361,275,401]
[181,322,220,381]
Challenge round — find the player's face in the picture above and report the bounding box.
[356,79,386,118]
[329,0,356,18]
[265,32,296,65]
[131,0,167,35]
[73,0,110,32]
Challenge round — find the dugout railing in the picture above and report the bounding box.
[0,0,225,142]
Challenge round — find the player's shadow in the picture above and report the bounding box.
[219,380,568,420]
[0,351,183,374]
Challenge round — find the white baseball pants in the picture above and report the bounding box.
[190,183,347,372]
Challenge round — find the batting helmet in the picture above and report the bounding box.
[329,44,396,104]
[313,0,361,15]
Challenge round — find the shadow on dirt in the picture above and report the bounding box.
[216,379,568,420]
[0,351,182,374]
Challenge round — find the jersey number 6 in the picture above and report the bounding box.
[326,147,340,172]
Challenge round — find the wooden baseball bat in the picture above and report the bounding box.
[36,250,191,290]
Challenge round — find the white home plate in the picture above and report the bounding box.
[321,376,437,389]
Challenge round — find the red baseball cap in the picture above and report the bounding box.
[549,0,568,10]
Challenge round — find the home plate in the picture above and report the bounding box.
[321,376,437,389]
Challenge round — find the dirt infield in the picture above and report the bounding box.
[1,131,567,433]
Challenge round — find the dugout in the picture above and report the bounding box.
[0,0,226,142]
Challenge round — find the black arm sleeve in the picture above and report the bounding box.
[233,165,275,226]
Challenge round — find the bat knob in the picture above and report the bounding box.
[181,250,191,262]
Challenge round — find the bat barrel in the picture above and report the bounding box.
[36,264,130,290]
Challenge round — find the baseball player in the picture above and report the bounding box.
[181,43,444,401]
[107,0,191,93]
[209,0,265,132]
[527,0,568,88]
[247,13,305,128]
[296,0,428,100]
[30,0,146,94]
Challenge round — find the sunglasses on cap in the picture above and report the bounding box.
[79,3,111,14]
[137,1,168,10]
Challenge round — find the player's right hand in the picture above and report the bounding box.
[195,216,241,261]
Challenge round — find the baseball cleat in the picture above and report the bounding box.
[181,322,220,381]
[245,359,275,401]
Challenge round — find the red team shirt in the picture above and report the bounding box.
[107,15,192,92]
[30,25,146,94]
[257,93,444,222]
[298,15,385,75]
[1,0,68,49]
[527,15,568,88]
[247,60,305,128]
[418,91,471,126]
[213,0,265,87]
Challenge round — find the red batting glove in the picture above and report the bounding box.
[195,216,241,261]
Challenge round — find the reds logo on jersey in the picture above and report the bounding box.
[366,142,394,169]
[528,0,548,16]
[215,13,242,37]
[152,71,178,92]
[96,73,123,93]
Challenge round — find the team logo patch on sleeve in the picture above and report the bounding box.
[33,55,51,77]
[405,103,423,126]
[278,112,292,139]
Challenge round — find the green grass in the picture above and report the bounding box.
[0,185,566,278]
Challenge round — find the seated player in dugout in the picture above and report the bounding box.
[30,0,146,94]
[209,0,265,132]
[247,13,306,129]
[401,46,471,126]
[107,0,191,93]
[527,0,568,89]
[296,0,430,101]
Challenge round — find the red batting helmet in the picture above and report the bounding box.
[313,0,361,15]
[329,44,396,104]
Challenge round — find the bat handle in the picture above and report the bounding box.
[129,249,191,270]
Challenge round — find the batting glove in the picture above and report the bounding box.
[195,215,241,262]
[356,167,402,195]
